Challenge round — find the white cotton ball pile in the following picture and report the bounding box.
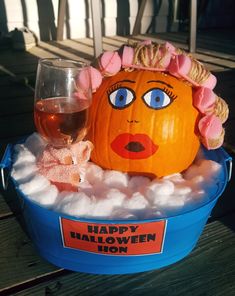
[55,192,92,217]
[11,145,38,183]
[19,174,51,195]
[30,185,58,207]
[103,170,129,189]
[11,163,38,183]
[128,176,151,192]
[104,188,127,207]
[84,163,104,184]
[11,137,59,207]
[89,197,115,217]
[11,134,223,220]
[124,192,149,210]
[13,144,36,165]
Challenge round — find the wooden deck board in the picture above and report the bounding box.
[0,216,60,292]
[0,192,12,217]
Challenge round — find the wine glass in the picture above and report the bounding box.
[34,58,92,147]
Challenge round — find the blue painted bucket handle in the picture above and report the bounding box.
[220,148,232,182]
[0,144,233,191]
[0,144,14,190]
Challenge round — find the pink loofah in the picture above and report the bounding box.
[37,141,93,191]
[70,141,93,164]
[99,51,121,76]
[193,87,216,114]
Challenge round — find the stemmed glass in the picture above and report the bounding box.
[34,58,91,147]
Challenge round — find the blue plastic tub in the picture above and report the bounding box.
[0,144,232,274]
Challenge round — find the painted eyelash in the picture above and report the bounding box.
[163,87,177,100]
[107,83,122,95]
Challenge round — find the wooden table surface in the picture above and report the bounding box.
[0,34,235,295]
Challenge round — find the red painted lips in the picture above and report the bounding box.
[111,133,158,159]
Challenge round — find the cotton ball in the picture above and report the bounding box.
[165,195,186,208]
[30,185,58,207]
[103,170,129,189]
[111,208,137,220]
[90,197,114,217]
[163,173,184,184]
[13,148,36,166]
[55,192,91,216]
[174,184,192,195]
[84,163,104,184]
[104,188,127,207]
[78,181,94,196]
[148,194,169,207]
[129,176,151,192]
[146,180,174,203]
[92,182,109,198]
[11,163,38,183]
[19,174,50,195]
[124,192,149,210]
[24,133,47,157]
[14,144,27,153]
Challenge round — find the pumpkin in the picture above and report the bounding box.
[88,70,200,177]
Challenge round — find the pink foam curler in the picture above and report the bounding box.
[99,51,121,76]
[121,46,135,67]
[201,74,217,89]
[77,66,103,93]
[198,114,222,139]
[168,54,192,79]
[193,87,216,114]
[198,115,224,149]
[168,55,216,89]
[164,42,176,54]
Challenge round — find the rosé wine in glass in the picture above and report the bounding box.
[34,58,91,147]
[34,97,90,147]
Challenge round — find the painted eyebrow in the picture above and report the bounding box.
[109,80,135,88]
[147,80,173,89]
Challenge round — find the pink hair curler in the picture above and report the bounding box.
[193,87,216,114]
[168,54,217,89]
[77,66,103,93]
[198,114,224,149]
[99,51,122,76]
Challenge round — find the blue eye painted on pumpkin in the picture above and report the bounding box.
[108,87,135,109]
[142,88,173,109]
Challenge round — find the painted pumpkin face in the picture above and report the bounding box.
[88,70,200,177]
